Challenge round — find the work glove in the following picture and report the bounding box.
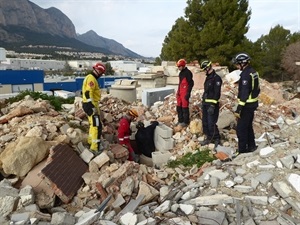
[234,105,243,118]
[207,105,215,115]
[82,101,95,116]
[184,93,190,101]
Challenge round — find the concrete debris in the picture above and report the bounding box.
[0,68,300,224]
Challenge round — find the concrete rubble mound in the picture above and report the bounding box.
[0,71,300,225]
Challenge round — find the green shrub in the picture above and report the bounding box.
[5,90,75,111]
[167,149,215,168]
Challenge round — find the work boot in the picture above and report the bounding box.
[200,138,211,146]
[182,107,190,125]
[89,141,105,156]
[134,154,140,163]
[232,151,239,158]
[248,145,258,152]
[179,122,188,128]
[176,106,183,125]
[98,142,105,151]
[214,139,220,148]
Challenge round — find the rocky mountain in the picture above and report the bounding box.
[0,0,76,39]
[77,30,142,59]
[0,0,142,58]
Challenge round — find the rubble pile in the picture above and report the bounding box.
[0,76,300,225]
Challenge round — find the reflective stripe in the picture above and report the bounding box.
[93,115,100,127]
[246,98,258,103]
[124,136,130,139]
[238,72,260,105]
[119,138,124,141]
[248,72,259,102]
[238,98,258,105]
[238,100,246,106]
[204,99,218,104]
[92,139,101,143]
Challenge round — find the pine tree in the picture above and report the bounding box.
[161,0,250,66]
[256,25,291,81]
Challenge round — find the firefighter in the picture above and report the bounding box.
[233,53,260,155]
[176,59,194,127]
[82,62,105,155]
[118,108,139,161]
[200,60,222,147]
[135,121,159,158]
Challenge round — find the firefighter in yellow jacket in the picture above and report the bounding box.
[82,62,105,154]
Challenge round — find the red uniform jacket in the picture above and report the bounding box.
[118,117,131,145]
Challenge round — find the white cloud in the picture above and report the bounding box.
[247,0,300,40]
[30,0,300,57]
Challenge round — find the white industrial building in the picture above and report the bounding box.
[2,58,65,70]
[109,60,144,75]
[68,60,99,71]
[0,48,150,76]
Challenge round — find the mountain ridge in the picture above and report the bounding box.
[0,0,143,58]
[76,30,142,59]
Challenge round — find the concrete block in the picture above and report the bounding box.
[141,87,174,107]
[24,204,39,212]
[59,124,70,135]
[152,151,172,168]
[77,142,86,154]
[110,87,137,103]
[166,76,178,84]
[155,123,173,139]
[10,212,30,223]
[92,152,110,168]
[80,149,94,163]
[155,141,166,152]
[75,209,100,225]
[139,154,153,167]
[51,212,76,225]
[0,195,19,217]
[156,135,174,150]
[19,185,34,206]
[112,193,126,209]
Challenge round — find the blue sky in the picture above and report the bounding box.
[30,0,300,57]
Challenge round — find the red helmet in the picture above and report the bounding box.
[93,62,106,73]
[176,59,186,67]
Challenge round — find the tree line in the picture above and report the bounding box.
[159,0,300,83]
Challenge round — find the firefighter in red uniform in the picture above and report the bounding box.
[82,62,105,155]
[233,53,260,155]
[118,109,139,161]
[176,59,194,127]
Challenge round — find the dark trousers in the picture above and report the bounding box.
[236,107,256,153]
[202,104,220,140]
[177,106,190,124]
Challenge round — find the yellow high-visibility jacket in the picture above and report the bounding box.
[82,74,101,108]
